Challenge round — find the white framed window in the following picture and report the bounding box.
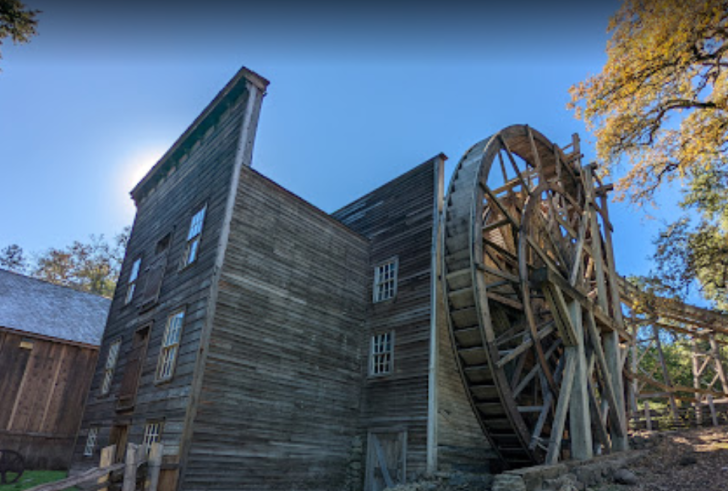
[156,310,185,382]
[125,257,142,304]
[370,332,394,376]
[101,339,122,395]
[84,427,99,456]
[373,257,398,302]
[183,205,207,266]
[143,421,162,453]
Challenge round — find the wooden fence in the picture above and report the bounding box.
[631,397,728,431]
[25,443,163,491]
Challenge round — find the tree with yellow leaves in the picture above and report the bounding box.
[570,0,728,309]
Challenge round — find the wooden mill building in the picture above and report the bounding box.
[0,269,109,469]
[72,67,504,491]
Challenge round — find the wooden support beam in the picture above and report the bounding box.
[709,334,728,395]
[585,311,625,439]
[568,299,593,460]
[569,211,589,287]
[708,395,719,427]
[546,349,577,464]
[588,166,629,451]
[98,445,116,491]
[692,338,703,425]
[645,401,653,431]
[147,443,163,491]
[652,325,680,422]
[587,380,611,454]
[541,281,578,346]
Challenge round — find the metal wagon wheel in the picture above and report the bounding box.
[442,124,619,467]
[0,450,25,485]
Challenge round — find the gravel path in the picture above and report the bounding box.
[594,427,728,491]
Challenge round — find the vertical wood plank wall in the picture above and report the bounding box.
[182,167,369,491]
[0,329,97,469]
[73,85,253,473]
[332,158,441,480]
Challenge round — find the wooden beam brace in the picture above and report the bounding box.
[545,349,577,464]
[541,281,579,347]
[585,311,625,438]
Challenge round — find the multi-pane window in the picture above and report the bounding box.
[156,310,185,382]
[125,258,142,304]
[83,427,99,456]
[370,332,394,376]
[101,339,122,395]
[183,206,207,266]
[143,422,162,452]
[373,258,398,302]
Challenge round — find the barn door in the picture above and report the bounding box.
[364,430,407,491]
[116,325,150,411]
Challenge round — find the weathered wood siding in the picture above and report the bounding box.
[332,157,443,480]
[73,75,260,475]
[182,167,369,491]
[0,329,97,469]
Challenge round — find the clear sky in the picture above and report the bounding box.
[0,0,685,285]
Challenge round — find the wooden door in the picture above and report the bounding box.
[109,424,129,463]
[116,326,150,411]
[364,430,407,491]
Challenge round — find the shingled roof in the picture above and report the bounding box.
[0,269,110,346]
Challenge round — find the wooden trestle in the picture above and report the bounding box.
[442,125,629,468]
[621,279,728,426]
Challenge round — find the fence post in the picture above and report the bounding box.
[122,443,139,491]
[645,401,652,431]
[98,445,116,491]
[708,395,718,427]
[146,443,163,491]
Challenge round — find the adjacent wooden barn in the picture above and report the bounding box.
[0,270,109,469]
[72,67,492,491]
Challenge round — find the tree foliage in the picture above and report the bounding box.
[1,227,130,298]
[569,0,728,308]
[0,244,27,272]
[0,0,39,63]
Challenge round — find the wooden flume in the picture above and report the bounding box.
[442,125,629,467]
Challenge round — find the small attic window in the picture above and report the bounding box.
[183,205,207,267]
[125,257,142,305]
[19,338,34,350]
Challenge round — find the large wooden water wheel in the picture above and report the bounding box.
[442,125,629,468]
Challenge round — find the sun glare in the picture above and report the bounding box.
[123,147,167,192]
[112,146,168,222]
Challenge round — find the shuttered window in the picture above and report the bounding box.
[370,332,394,376]
[183,206,206,266]
[101,339,122,395]
[156,310,185,382]
[125,258,142,304]
[117,326,151,411]
[84,427,99,456]
[373,258,398,302]
[139,234,172,310]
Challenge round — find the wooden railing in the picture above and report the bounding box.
[25,443,163,491]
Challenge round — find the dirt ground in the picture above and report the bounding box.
[595,427,728,491]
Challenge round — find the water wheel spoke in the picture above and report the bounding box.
[498,135,531,191]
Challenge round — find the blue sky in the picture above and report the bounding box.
[0,0,685,284]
